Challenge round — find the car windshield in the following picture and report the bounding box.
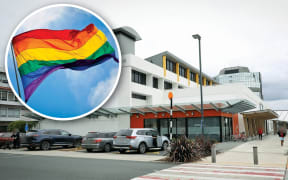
[115,130,132,136]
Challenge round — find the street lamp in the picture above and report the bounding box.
[192,34,204,135]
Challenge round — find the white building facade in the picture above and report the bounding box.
[38,27,275,141]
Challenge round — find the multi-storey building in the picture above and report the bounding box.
[214,66,263,99]
[39,26,277,142]
[0,68,39,131]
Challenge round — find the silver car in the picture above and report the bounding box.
[113,128,170,154]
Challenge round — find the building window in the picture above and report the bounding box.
[0,107,7,117]
[166,59,176,73]
[206,80,209,85]
[132,70,146,85]
[0,90,7,101]
[153,77,158,89]
[8,92,16,101]
[8,108,20,118]
[190,72,196,82]
[132,93,146,100]
[179,65,186,78]
[164,81,172,89]
[0,73,8,83]
[178,85,184,89]
[224,69,239,74]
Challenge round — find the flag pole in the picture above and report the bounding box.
[10,43,22,99]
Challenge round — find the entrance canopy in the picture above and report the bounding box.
[270,110,288,122]
[97,99,256,117]
[241,109,278,120]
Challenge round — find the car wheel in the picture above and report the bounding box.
[162,141,169,151]
[86,148,93,152]
[138,143,146,154]
[40,141,50,150]
[119,149,126,154]
[73,140,81,148]
[27,146,36,151]
[104,144,111,152]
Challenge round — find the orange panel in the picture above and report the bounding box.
[232,114,239,135]
[130,109,233,128]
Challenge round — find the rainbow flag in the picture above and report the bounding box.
[12,24,118,102]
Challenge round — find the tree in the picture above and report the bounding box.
[8,121,37,132]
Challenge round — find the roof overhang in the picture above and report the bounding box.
[101,99,256,115]
[241,109,278,120]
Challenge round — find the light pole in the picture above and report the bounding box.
[192,34,204,135]
[168,92,173,140]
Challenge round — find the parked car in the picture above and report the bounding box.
[82,132,116,152]
[20,129,82,150]
[0,132,13,149]
[113,128,170,154]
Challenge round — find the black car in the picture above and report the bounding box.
[82,132,115,152]
[20,129,82,150]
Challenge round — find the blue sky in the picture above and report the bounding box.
[7,5,120,119]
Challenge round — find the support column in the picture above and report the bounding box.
[196,73,199,87]
[162,55,166,77]
[176,63,179,82]
[187,68,190,86]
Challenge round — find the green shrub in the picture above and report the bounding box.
[8,121,37,133]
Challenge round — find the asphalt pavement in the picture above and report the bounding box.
[0,153,175,180]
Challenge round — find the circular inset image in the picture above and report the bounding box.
[5,4,121,120]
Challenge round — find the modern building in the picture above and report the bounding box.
[0,68,38,131]
[38,26,277,142]
[214,66,263,99]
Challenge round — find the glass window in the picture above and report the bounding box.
[153,77,158,89]
[164,81,172,90]
[1,91,7,101]
[190,72,195,81]
[0,107,7,117]
[177,118,186,136]
[187,118,202,139]
[7,108,20,118]
[0,73,8,83]
[179,65,186,77]
[115,129,133,136]
[204,117,221,141]
[160,119,169,137]
[151,130,158,136]
[136,130,147,135]
[144,119,158,129]
[132,70,146,85]
[8,92,15,101]
[166,59,176,73]
[132,93,146,100]
[60,130,70,136]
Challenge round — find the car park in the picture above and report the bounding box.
[113,128,170,154]
[82,132,116,152]
[20,129,82,150]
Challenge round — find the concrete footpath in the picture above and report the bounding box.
[133,135,288,180]
[201,135,288,168]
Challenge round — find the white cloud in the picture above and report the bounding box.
[88,68,118,107]
[17,6,68,33]
[265,99,288,110]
